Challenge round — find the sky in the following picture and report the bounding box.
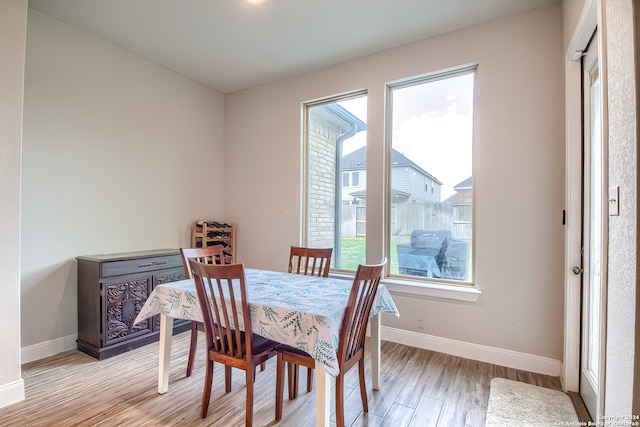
[338,71,474,200]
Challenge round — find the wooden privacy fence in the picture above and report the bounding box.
[342,202,460,238]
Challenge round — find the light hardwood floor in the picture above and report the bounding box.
[1,332,567,426]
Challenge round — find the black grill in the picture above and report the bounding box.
[397,229,469,280]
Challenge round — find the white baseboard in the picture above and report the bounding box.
[21,334,78,364]
[0,379,25,409]
[381,326,562,377]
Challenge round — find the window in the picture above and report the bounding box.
[351,171,359,187]
[342,172,350,187]
[388,68,475,284]
[302,67,475,288]
[303,93,367,271]
[342,171,360,188]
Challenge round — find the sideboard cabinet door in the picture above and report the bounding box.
[101,273,154,348]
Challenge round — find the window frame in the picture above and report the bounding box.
[383,65,478,292]
[301,89,368,274]
[300,68,481,303]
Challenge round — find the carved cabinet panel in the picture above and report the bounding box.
[103,274,153,347]
[77,249,189,360]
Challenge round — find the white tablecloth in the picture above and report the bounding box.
[135,268,399,376]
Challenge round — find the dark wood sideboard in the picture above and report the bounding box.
[76,249,190,360]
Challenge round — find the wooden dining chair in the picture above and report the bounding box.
[189,260,278,425]
[288,246,333,277]
[286,245,333,398]
[275,260,385,427]
[180,246,224,377]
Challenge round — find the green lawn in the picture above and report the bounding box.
[339,237,405,273]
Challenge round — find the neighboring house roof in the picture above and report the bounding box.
[342,146,368,169]
[444,176,473,203]
[342,146,442,185]
[454,176,472,190]
[317,104,367,134]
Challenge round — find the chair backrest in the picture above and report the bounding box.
[181,246,224,279]
[337,260,385,366]
[189,260,254,360]
[288,246,333,277]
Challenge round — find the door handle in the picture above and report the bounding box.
[572,266,583,275]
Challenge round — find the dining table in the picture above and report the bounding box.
[134,267,399,427]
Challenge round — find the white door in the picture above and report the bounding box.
[579,32,605,420]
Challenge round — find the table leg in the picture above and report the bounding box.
[371,313,381,390]
[158,314,174,394]
[315,361,330,427]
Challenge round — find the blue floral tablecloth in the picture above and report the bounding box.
[135,268,399,376]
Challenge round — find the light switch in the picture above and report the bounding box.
[609,186,620,216]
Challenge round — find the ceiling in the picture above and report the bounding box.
[28,0,560,94]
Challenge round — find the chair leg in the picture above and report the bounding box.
[358,358,368,412]
[186,321,199,377]
[225,365,232,393]
[287,362,299,400]
[200,358,214,418]
[253,363,265,381]
[306,366,313,393]
[275,353,285,421]
[292,363,299,399]
[245,366,255,427]
[335,373,345,427]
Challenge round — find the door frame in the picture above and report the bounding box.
[564,0,608,417]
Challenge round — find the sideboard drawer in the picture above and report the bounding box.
[101,254,183,277]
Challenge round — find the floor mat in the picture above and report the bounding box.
[485,378,579,426]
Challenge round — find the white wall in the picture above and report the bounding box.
[0,0,27,407]
[20,10,226,353]
[225,4,565,362]
[601,0,638,417]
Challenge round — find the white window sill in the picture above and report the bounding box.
[383,278,481,302]
[329,272,481,303]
